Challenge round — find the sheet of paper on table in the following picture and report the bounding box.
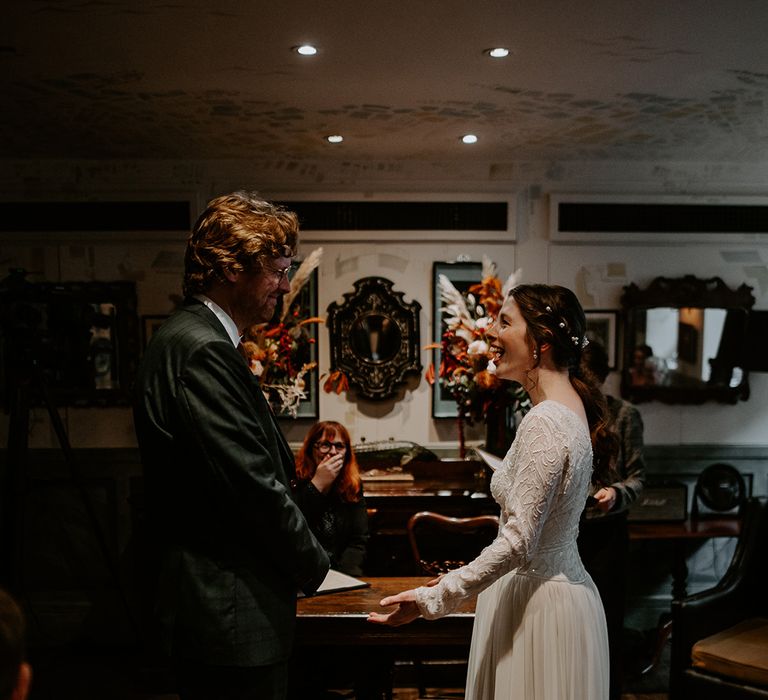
[298,568,370,597]
[474,447,503,472]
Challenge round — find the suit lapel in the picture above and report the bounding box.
[185,300,297,486]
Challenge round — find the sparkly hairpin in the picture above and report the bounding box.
[571,335,589,348]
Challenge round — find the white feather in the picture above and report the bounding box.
[481,255,497,280]
[280,247,323,322]
[502,267,523,297]
[438,275,472,324]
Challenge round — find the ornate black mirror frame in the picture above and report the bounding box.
[326,276,422,400]
[620,275,755,404]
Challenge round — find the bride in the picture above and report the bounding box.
[368,283,617,700]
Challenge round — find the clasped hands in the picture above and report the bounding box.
[367,575,441,626]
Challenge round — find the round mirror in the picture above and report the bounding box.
[349,313,402,362]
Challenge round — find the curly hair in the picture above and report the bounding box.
[183,191,299,297]
[510,284,618,486]
[295,421,363,503]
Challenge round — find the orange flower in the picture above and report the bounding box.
[435,259,530,426]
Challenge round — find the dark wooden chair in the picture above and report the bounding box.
[407,510,500,577]
[406,511,500,697]
[670,496,768,699]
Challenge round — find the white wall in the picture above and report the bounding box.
[2,157,768,449]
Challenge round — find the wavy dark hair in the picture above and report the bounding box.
[295,421,363,503]
[183,191,298,297]
[509,284,618,486]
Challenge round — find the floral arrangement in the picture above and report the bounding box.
[427,256,531,455]
[241,248,324,417]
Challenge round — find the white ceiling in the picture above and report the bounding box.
[4,0,768,177]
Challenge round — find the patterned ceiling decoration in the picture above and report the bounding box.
[3,0,768,171]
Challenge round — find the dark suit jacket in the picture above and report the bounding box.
[133,299,329,667]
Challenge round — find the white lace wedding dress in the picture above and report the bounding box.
[415,400,609,700]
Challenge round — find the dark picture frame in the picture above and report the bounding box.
[584,310,619,370]
[0,278,140,407]
[431,261,483,418]
[277,266,319,419]
[141,314,169,349]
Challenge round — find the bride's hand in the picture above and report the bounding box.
[367,589,421,626]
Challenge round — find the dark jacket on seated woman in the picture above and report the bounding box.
[293,421,369,576]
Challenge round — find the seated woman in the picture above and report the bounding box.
[293,421,369,576]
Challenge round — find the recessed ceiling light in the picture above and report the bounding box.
[484,47,510,58]
[294,44,317,56]
[326,134,344,144]
[461,134,478,144]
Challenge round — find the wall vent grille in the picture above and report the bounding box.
[0,201,191,232]
[277,201,508,231]
[550,194,768,242]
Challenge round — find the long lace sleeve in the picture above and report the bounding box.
[415,410,570,619]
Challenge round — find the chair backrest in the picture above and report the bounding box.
[670,496,768,699]
[407,511,500,576]
[719,495,768,606]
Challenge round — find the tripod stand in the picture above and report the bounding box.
[1,346,139,641]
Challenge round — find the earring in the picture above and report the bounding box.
[533,350,538,361]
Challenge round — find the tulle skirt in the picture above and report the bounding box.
[464,570,609,700]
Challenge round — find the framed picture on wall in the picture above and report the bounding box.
[432,261,483,418]
[584,310,619,370]
[141,314,169,349]
[275,266,319,419]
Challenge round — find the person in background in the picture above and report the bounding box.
[578,340,647,700]
[629,343,656,386]
[293,421,369,577]
[0,588,31,700]
[290,421,372,699]
[369,284,617,700]
[133,191,329,700]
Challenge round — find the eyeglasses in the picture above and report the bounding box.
[262,264,292,281]
[314,440,347,454]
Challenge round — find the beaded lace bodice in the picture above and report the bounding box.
[415,400,593,620]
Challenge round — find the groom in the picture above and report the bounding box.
[134,191,329,700]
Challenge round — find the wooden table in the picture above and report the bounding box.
[296,576,476,647]
[628,517,741,600]
[627,517,742,674]
[296,577,476,696]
